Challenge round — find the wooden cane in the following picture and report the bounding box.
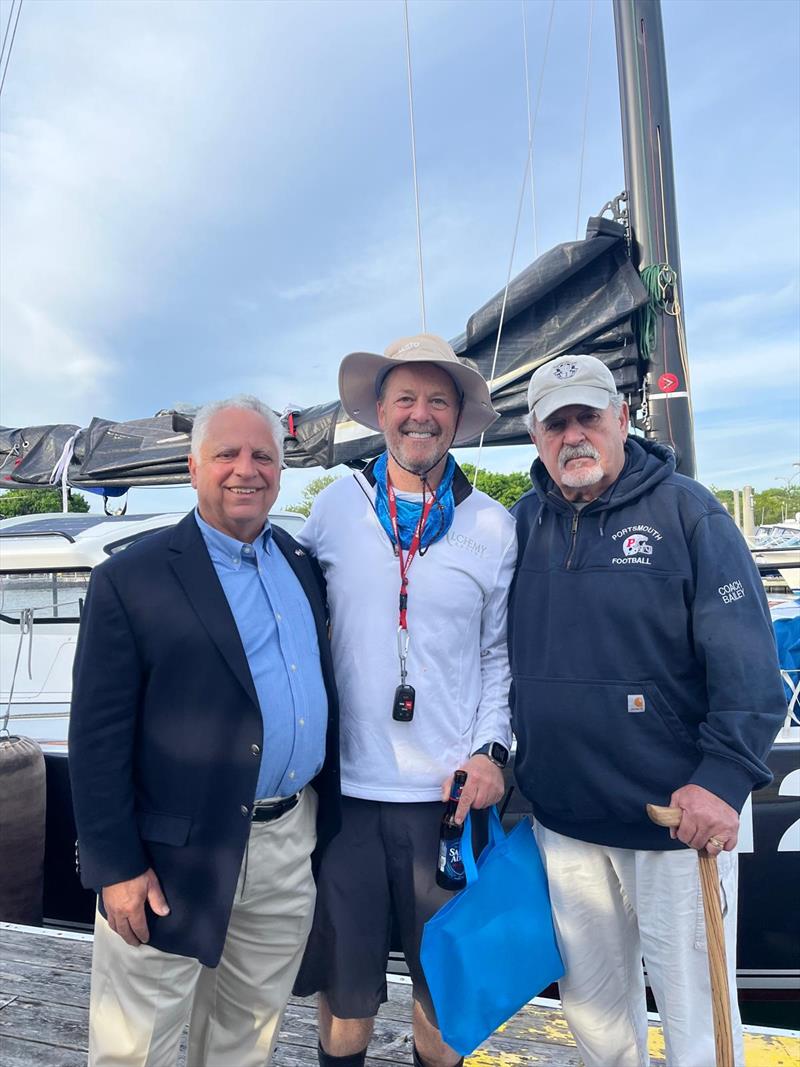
[646,804,734,1067]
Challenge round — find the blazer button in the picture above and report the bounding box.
[240,805,249,817]
[251,744,260,756]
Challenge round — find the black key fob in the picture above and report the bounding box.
[392,684,415,722]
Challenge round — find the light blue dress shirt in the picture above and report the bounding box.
[195,509,327,798]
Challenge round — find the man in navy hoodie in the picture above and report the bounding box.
[509,354,786,1067]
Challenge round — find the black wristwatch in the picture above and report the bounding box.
[471,741,509,768]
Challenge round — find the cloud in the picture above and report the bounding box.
[689,337,799,414]
[689,282,799,331]
[695,414,799,488]
[0,299,113,426]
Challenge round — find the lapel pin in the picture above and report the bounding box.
[295,548,305,556]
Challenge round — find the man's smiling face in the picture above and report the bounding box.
[532,402,628,502]
[188,406,281,542]
[376,363,460,481]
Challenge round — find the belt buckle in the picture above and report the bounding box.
[252,791,299,822]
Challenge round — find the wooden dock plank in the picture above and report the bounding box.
[1,925,796,1067]
[1,1034,88,1067]
[0,955,93,1007]
[0,994,88,1053]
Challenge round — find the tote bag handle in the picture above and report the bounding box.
[461,805,506,885]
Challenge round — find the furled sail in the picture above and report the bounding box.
[2,219,647,489]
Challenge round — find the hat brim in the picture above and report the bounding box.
[338,351,499,446]
[533,385,613,424]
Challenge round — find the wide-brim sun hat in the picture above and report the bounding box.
[527,354,619,423]
[338,333,499,447]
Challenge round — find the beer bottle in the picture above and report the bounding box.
[436,770,467,891]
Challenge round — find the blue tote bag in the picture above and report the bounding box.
[420,808,563,1057]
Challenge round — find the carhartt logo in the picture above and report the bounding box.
[628,694,646,713]
[554,361,579,380]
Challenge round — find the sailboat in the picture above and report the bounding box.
[1,0,798,1004]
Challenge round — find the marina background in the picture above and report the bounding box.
[1,0,798,509]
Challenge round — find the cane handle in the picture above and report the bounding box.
[646,803,682,828]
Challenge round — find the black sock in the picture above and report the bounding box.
[317,1042,367,1067]
[412,1044,463,1067]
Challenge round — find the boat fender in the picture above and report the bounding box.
[0,735,46,925]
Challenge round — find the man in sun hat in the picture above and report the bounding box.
[508,353,786,1066]
[293,334,517,1067]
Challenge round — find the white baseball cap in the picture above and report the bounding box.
[527,354,618,423]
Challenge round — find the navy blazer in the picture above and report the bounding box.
[69,511,341,966]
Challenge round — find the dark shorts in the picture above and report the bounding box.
[294,795,468,1024]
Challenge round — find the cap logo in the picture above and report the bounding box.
[397,341,421,354]
[554,361,579,380]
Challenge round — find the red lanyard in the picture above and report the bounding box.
[386,475,437,631]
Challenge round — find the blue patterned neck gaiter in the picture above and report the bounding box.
[373,451,457,550]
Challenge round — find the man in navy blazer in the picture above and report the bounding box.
[69,396,340,1067]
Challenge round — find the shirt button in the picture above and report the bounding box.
[291,664,297,671]
[276,613,282,621]
[299,718,305,727]
[251,744,260,755]
[243,545,253,554]
[288,771,296,780]
[231,556,238,564]
[240,804,249,816]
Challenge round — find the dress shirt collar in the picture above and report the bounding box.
[194,507,273,568]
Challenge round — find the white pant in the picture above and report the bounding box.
[535,823,744,1067]
[88,788,317,1067]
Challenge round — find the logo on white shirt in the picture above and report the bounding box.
[446,531,488,557]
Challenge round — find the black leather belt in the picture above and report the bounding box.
[251,791,300,823]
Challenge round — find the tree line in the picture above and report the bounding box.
[1,478,798,527]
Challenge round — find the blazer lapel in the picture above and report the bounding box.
[272,525,327,645]
[167,514,259,710]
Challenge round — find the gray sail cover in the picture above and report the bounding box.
[2,218,648,488]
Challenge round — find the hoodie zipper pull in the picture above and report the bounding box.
[566,510,580,569]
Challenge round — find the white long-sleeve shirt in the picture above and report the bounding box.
[298,465,517,801]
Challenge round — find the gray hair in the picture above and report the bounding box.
[526,392,625,436]
[191,395,285,466]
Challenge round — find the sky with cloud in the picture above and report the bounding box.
[1,0,798,514]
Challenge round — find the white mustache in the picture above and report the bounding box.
[558,443,600,469]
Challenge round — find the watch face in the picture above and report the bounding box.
[490,742,509,768]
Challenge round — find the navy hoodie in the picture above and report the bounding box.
[509,437,786,850]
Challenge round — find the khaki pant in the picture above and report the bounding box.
[89,788,317,1067]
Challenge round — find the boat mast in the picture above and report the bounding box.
[613,0,696,477]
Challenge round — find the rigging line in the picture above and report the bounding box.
[471,129,537,485]
[0,0,17,70]
[638,14,675,451]
[655,123,691,395]
[0,0,23,98]
[471,0,556,488]
[575,0,594,240]
[522,0,556,261]
[520,0,537,258]
[403,0,426,333]
[656,124,694,410]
